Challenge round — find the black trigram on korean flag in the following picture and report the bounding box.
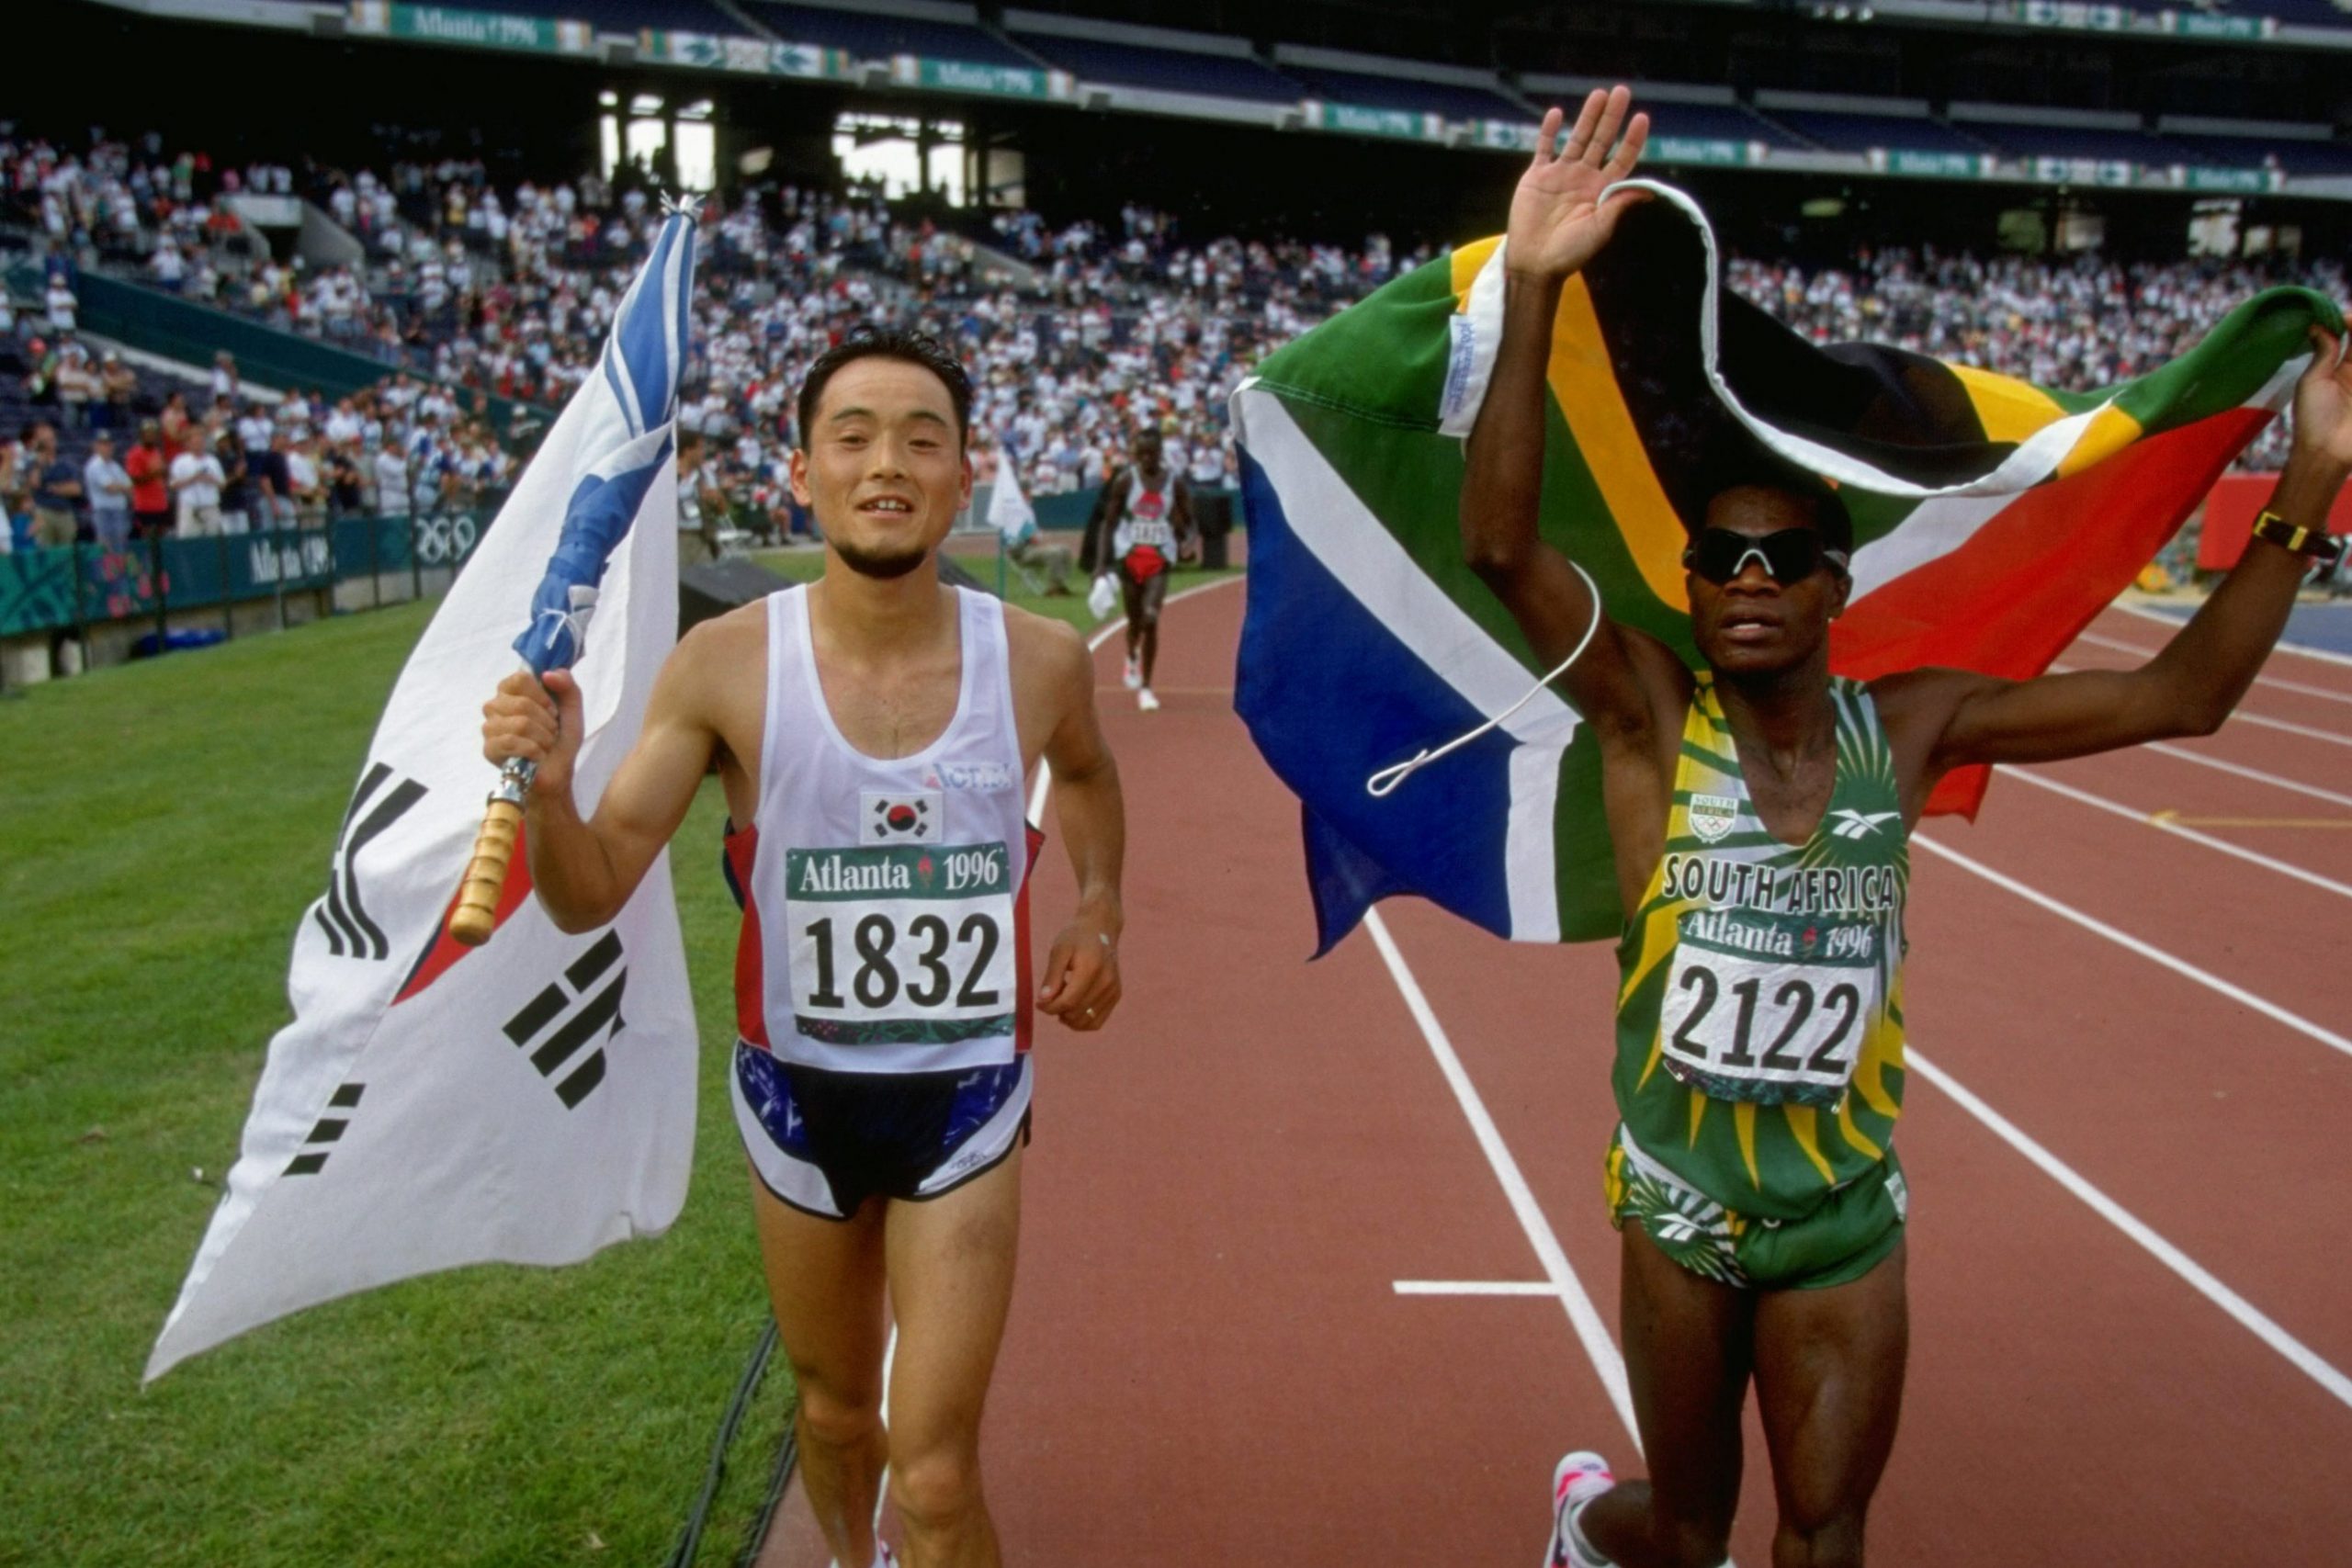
[314,761,426,961]
[503,932,628,1109]
[284,1082,365,1176]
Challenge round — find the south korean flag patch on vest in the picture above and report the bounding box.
[865,790,943,841]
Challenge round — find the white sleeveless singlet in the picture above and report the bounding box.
[1111,470,1178,562]
[728,585,1036,1076]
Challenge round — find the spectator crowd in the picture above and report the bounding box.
[7,121,2344,548]
[0,330,515,554]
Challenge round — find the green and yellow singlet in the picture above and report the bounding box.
[1611,673,1910,1223]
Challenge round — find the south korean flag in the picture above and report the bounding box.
[865,790,942,841]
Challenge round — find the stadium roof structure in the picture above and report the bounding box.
[69,0,2352,202]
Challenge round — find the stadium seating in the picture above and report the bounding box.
[1960,123,2176,164]
[1276,66,1523,121]
[749,2,1036,67]
[1768,112,1990,156]
[454,0,743,28]
[1638,101,1803,150]
[2158,133,2352,175]
[1007,33,1305,103]
[2230,0,2352,27]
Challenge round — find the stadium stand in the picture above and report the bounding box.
[15,0,2352,565]
[480,0,745,27]
[1001,13,1308,103]
[1273,65,1525,121]
[2159,130,2352,176]
[15,0,2352,685]
[748,2,1038,68]
[1006,34,1305,102]
[1945,104,2162,164]
[12,99,2337,548]
[1643,101,1803,151]
[1760,110,1993,158]
[2234,0,2352,27]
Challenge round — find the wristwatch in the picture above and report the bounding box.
[2249,509,2346,568]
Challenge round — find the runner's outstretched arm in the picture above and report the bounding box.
[1878,325,2352,782]
[1029,624,1124,1030]
[1460,88,1680,739]
[481,623,724,931]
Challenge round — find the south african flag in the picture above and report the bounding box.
[1232,181,2336,952]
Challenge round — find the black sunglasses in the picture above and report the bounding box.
[1682,526,1849,586]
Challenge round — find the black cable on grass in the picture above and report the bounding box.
[732,1409,800,1568]
[665,1321,780,1568]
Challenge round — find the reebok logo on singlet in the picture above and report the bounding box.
[930,761,1014,794]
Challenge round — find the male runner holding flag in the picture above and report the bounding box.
[483,328,1125,1568]
[1464,88,2352,1568]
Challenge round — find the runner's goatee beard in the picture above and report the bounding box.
[831,538,930,580]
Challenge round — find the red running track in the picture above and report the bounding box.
[765,585,2352,1567]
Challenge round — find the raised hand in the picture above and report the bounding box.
[2290,323,2352,474]
[1507,86,1650,284]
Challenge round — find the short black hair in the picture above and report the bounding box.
[797,328,971,451]
[1699,455,1852,558]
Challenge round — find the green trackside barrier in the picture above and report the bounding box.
[0,508,494,639]
[1032,488,1099,533]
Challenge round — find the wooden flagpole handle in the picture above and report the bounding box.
[447,758,536,947]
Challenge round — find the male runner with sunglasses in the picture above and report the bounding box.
[1463,87,2352,1568]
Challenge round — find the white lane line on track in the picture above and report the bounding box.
[1027,575,1246,825]
[953,577,1239,1548]
[1363,908,1643,1449]
[1192,585,1718,1551]
[1998,766,2352,903]
[1369,843,2352,1478]
[1912,832,2352,1062]
[1907,1046,2352,1413]
[2143,740,2352,810]
[2073,629,2352,707]
[2110,599,2352,671]
[2049,662,2352,749]
[876,1323,899,1533]
[2230,707,2352,750]
[1394,1280,1559,1296]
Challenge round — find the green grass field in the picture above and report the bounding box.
[0,542,1235,1566]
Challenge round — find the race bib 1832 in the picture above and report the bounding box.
[784,841,1015,1051]
[1657,908,1883,1109]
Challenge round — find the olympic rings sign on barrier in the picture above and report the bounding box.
[415,513,482,566]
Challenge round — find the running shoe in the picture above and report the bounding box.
[1123,654,1142,689]
[1544,1451,1616,1567]
[1137,687,1160,712]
